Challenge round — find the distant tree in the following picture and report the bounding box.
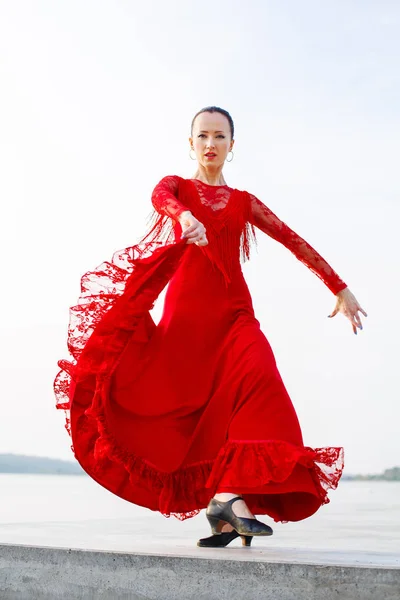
[342,466,400,481]
[381,467,400,481]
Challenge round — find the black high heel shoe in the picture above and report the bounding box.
[206,496,273,537]
[197,529,253,548]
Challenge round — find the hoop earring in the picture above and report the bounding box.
[226,150,234,162]
[189,148,197,160]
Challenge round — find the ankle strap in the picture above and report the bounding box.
[228,496,243,505]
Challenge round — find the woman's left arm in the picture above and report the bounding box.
[249,193,368,335]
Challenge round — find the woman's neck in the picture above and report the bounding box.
[191,167,227,186]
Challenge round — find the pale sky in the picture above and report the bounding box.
[0,1,398,475]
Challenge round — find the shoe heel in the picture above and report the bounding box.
[206,514,224,534]
[241,535,253,547]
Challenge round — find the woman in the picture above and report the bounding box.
[54,106,367,549]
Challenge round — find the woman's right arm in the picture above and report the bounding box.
[151,175,208,246]
[151,175,191,221]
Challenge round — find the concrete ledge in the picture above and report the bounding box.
[1,544,399,600]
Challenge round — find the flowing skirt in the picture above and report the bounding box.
[54,238,344,522]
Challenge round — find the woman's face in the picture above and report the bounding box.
[189,112,234,167]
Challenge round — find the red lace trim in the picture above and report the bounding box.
[205,440,344,507]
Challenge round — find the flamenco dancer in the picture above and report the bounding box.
[54,106,367,548]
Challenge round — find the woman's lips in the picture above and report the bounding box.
[205,154,216,159]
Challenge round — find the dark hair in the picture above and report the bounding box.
[191,106,234,139]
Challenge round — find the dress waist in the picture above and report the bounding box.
[161,245,256,329]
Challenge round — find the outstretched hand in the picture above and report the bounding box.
[328,287,367,335]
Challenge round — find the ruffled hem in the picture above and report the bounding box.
[205,439,344,506]
[69,384,344,520]
[78,387,216,520]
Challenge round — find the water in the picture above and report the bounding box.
[0,475,399,561]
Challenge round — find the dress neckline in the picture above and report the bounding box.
[189,178,232,189]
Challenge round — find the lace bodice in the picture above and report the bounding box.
[151,175,347,295]
[151,175,233,217]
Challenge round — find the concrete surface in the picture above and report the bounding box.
[0,543,399,600]
[1,478,399,598]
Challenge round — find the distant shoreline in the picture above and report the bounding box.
[0,454,399,480]
[0,453,85,475]
[340,472,400,482]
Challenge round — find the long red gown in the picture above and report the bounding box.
[54,175,346,523]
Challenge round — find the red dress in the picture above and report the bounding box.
[54,175,346,523]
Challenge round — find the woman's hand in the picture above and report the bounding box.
[328,287,368,335]
[178,211,208,247]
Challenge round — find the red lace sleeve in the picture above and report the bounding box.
[151,175,190,221]
[249,193,348,295]
[134,175,192,256]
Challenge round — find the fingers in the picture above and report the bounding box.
[191,234,208,246]
[184,231,207,242]
[351,303,368,333]
[182,224,199,237]
[328,308,363,334]
[181,221,207,245]
[185,230,204,240]
[184,231,208,245]
[181,225,206,239]
[328,295,368,335]
[354,313,363,329]
[347,311,364,335]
